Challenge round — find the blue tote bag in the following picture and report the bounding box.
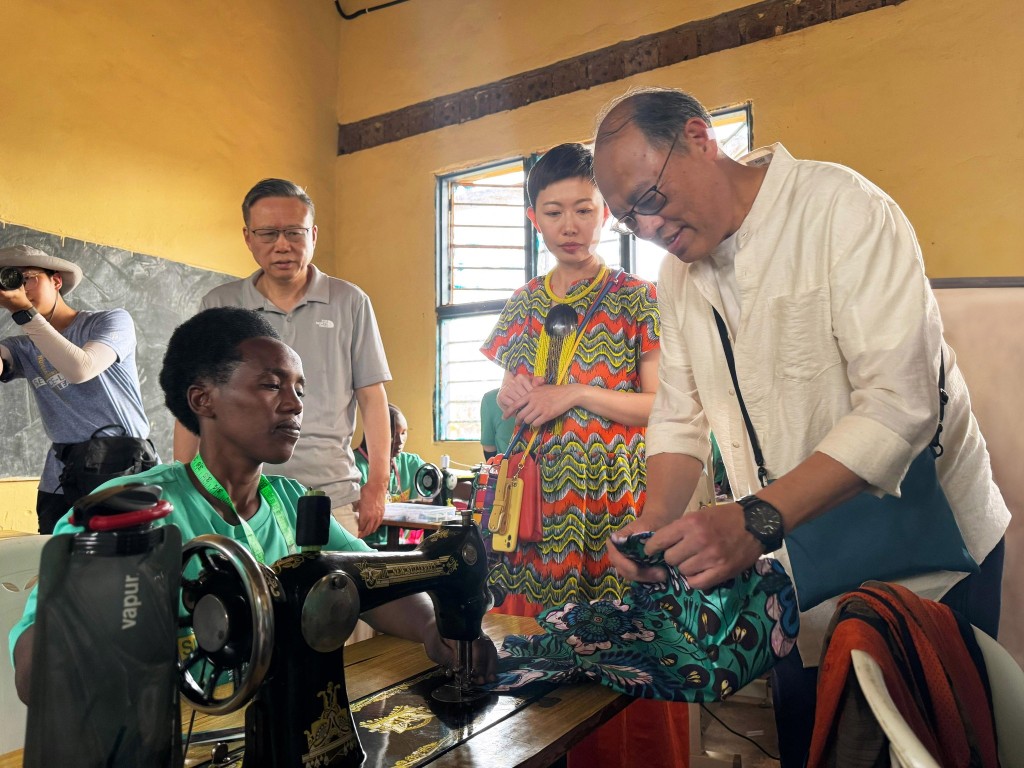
[713,310,978,610]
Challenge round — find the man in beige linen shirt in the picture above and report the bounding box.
[593,87,1009,767]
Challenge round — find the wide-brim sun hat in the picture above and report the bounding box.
[0,244,83,295]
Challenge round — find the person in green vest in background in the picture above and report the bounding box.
[355,403,430,548]
[479,387,517,460]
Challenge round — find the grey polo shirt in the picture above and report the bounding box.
[201,266,391,505]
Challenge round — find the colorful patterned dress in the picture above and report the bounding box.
[481,270,659,617]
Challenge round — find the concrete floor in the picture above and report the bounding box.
[697,682,781,767]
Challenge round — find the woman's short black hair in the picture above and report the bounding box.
[526,143,596,208]
[160,307,281,435]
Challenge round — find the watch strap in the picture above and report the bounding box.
[736,494,762,510]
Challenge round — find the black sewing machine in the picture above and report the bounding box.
[178,494,492,768]
[413,454,460,507]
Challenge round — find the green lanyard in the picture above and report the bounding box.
[190,454,295,564]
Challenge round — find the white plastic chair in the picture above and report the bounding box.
[972,626,1024,768]
[0,534,49,754]
[851,626,1024,768]
[850,650,939,768]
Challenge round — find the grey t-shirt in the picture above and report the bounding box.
[0,309,151,493]
[201,266,392,505]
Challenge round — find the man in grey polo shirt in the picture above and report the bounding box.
[173,178,392,539]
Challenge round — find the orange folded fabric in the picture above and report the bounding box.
[808,582,998,767]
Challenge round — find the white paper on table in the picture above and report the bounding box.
[382,502,459,524]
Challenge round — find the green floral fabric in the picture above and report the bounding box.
[487,532,799,702]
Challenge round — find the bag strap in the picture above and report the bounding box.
[930,350,948,457]
[577,268,624,340]
[712,307,947,488]
[504,423,538,460]
[712,309,770,489]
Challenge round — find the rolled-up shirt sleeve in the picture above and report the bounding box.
[815,186,942,495]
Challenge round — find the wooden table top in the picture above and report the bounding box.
[1,613,631,768]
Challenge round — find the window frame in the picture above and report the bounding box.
[434,155,539,441]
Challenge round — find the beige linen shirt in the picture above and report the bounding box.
[647,144,1010,660]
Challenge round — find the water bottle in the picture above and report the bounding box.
[24,483,183,768]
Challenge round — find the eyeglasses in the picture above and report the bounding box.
[249,227,312,244]
[611,132,680,236]
[20,271,48,289]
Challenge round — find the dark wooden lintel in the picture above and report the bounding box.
[337,0,905,155]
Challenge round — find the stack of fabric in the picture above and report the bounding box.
[809,581,999,766]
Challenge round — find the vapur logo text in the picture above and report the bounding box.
[122,574,141,629]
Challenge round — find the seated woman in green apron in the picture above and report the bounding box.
[10,306,496,703]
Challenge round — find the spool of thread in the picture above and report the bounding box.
[296,489,331,550]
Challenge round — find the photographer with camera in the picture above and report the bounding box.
[0,244,155,534]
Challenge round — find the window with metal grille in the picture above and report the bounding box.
[435,104,751,442]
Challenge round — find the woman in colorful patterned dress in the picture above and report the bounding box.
[482,143,660,618]
[482,144,687,766]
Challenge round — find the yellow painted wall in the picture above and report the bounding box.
[1,0,340,531]
[1,482,38,535]
[335,0,1023,467]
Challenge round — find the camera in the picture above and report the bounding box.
[0,266,25,291]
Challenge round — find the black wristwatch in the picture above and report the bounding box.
[737,495,784,553]
[11,307,38,325]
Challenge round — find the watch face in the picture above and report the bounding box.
[748,504,783,537]
[12,308,37,325]
[741,497,784,552]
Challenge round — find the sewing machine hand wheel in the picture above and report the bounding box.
[178,534,275,715]
[414,463,443,500]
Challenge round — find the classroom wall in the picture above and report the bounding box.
[0,0,340,531]
[334,0,1023,467]
[934,287,1024,669]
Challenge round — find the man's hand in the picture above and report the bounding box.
[607,518,668,583]
[0,286,32,314]
[643,502,765,590]
[423,625,498,684]
[357,482,387,538]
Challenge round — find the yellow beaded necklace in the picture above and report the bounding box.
[543,264,608,305]
[534,265,609,382]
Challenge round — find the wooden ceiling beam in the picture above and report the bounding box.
[337,0,904,155]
